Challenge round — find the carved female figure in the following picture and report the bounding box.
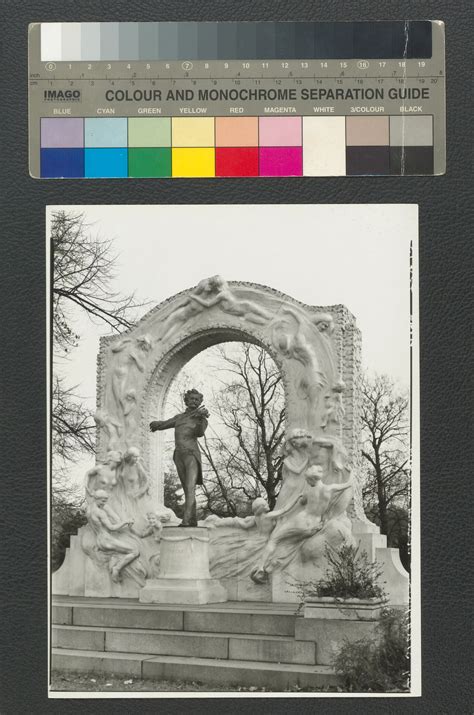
[189,275,273,325]
[320,381,346,430]
[94,409,123,453]
[207,496,300,580]
[274,428,313,508]
[119,447,149,498]
[110,334,153,414]
[157,277,217,344]
[85,451,122,498]
[271,308,326,415]
[251,465,353,583]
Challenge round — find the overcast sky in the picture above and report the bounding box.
[49,203,417,483]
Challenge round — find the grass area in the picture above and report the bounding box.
[50,670,336,693]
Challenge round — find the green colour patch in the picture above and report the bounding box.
[128,118,171,147]
[128,147,172,177]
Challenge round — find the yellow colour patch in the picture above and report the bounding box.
[172,148,215,177]
[172,118,215,147]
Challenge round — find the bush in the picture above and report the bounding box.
[300,543,387,601]
[334,607,410,692]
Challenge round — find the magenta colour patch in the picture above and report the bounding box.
[259,147,303,176]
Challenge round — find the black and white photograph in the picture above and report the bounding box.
[48,203,419,697]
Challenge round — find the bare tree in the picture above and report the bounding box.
[50,210,148,566]
[197,344,286,514]
[52,376,95,461]
[51,210,147,464]
[52,210,143,356]
[360,373,410,542]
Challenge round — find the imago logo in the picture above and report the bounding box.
[44,89,81,102]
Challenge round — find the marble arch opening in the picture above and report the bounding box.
[143,327,287,509]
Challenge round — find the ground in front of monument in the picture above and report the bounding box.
[49,204,418,697]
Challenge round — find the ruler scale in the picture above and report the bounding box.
[28,21,445,178]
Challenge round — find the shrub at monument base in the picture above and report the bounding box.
[297,543,387,617]
[333,608,410,692]
[292,543,397,669]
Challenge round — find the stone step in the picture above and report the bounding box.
[52,599,298,637]
[52,624,316,665]
[51,648,340,690]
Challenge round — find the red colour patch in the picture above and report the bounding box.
[215,147,259,177]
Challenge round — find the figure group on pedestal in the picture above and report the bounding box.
[83,441,173,586]
[205,428,354,586]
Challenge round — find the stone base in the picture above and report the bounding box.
[295,614,380,666]
[139,577,228,604]
[303,597,384,621]
[52,525,152,599]
[140,526,228,605]
[352,519,409,606]
[220,577,272,602]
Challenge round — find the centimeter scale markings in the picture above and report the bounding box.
[28,21,446,178]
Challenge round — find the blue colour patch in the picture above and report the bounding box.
[84,118,128,147]
[84,148,128,177]
[40,148,84,178]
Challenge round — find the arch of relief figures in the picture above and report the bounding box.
[96,278,363,515]
[53,277,408,603]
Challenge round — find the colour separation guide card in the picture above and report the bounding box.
[28,21,445,179]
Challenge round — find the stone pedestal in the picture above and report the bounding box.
[139,526,228,605]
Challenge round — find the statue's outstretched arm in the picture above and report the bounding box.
[150,415,177,431]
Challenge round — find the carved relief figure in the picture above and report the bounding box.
[94,409,122,453]
[150,388,209,527]
[309,434,349,483]
[85,490,140,583]
[85,451,122,498]
[189,275,273,325]
[301,465,353,525]
[119,447,149,498]
[321,381,346,430]
[134,510,171,542]
[271,308,326,419]
[275,428,313,507]
[251,465,353,583]
[207,496,305,581]
[110,334,153,415]
[312,312,335,336]
[122,389,139,445]
[208,496,281,537]
[157,277,218,344]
